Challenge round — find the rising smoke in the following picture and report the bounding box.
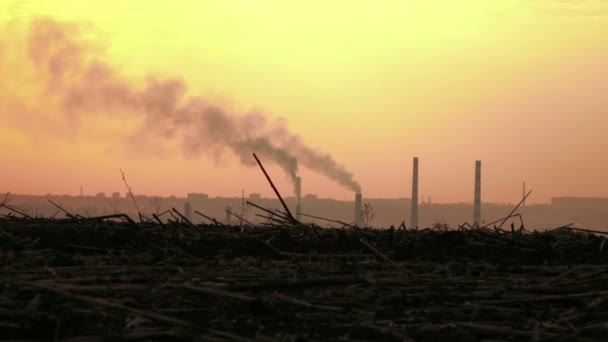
[1,18,361,193]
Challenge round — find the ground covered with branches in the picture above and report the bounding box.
[2,214,608,341]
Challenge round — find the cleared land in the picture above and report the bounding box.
[1,212,608,341]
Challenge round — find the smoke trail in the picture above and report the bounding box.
[2,18,361,193]
[19,18,301,187]
[270,122,361,192]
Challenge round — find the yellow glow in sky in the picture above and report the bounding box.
[1,1,608,203]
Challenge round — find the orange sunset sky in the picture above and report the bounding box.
[1,1,607,204]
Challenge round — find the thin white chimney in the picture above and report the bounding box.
[411,157,419,228]
[355,192,362,226]
[295,176,302,221]
[474,160,481,226]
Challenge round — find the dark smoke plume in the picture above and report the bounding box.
[4,18,361,193]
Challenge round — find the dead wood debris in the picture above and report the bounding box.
[1,213,608,341]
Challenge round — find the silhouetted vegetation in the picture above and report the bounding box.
[1,208,608,341]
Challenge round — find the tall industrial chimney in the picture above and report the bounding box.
[184,202,192,221]
[411,157,419,229]
[295,176,302,221]
[473,160,481,226]
[355,193,362,226]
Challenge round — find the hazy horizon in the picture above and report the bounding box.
[6,186,605,206]
[2,1,608,204]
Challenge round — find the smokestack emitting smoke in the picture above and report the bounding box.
[410,157,419,228]
[184,202,192,221]
[295,176,302,221]
[355,192,362,226]
[474,160,481,226]
[2,19,360,194]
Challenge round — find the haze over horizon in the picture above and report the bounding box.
[1,1,608,204]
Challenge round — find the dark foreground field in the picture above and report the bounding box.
[1,214,608,341]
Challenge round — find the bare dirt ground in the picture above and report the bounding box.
[2,214,608,341]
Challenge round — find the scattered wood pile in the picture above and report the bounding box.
[2,211,608,341]
[2,157,607,341]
